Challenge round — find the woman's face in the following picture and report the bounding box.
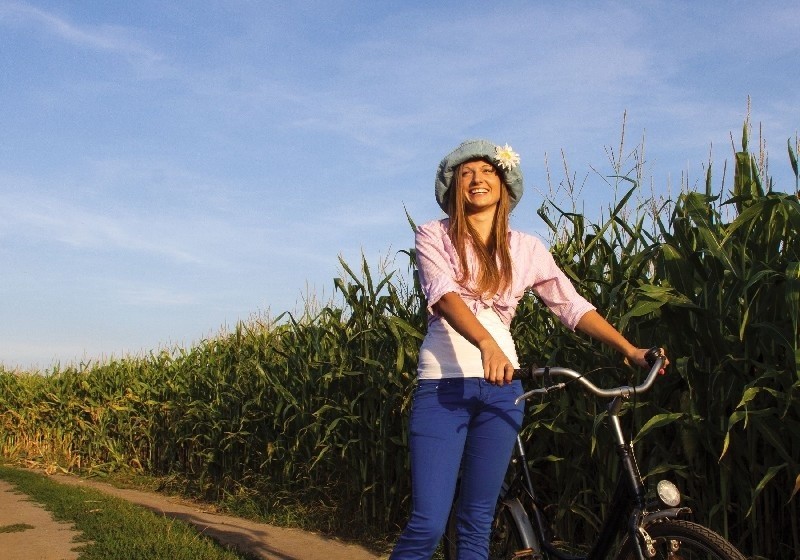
[457,159,503,214]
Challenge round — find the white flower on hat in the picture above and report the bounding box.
[494,144,520,171]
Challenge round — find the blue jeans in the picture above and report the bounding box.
[390,378,524,560]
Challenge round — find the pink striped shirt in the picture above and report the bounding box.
[415,219,595,331]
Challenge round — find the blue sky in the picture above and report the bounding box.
[2,1,798,371]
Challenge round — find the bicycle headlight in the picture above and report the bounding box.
[656,480,681,507]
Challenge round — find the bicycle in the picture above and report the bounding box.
[442,348,747,560]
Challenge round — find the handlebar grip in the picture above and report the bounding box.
[644,347,662,367]
[512,367,535,380]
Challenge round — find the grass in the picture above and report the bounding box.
[0,522,34,533]
[0,464,254,560]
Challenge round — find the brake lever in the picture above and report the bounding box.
[514,382,567,405]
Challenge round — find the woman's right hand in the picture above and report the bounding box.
[433,293,515,385]
[478,338,515,386]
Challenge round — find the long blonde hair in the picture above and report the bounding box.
[447,161,513,297]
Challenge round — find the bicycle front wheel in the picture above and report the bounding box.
[615,519,746,560]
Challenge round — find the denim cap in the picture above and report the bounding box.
[435,138,524,212]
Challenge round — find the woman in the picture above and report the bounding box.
[390,139,666,560]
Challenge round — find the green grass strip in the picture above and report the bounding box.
[0,523,35,533]
[0,465,252,560]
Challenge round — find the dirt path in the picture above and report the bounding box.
[0,479,82,560]
[0,473,385,560]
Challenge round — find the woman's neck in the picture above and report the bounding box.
[466,210,495,244]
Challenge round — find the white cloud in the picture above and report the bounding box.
[0,187,203,263]
[0,0,163,64]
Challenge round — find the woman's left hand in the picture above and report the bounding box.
[626,347,669,374]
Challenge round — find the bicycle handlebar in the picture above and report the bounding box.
[513,347,666,404]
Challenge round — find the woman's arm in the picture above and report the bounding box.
[575,310,668,370]
[433,292,515,385]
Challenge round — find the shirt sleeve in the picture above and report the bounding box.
[525,236,596,331]
[415,221,461,313]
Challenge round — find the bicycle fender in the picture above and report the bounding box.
[501,497,541,552]
[643,507,692,524]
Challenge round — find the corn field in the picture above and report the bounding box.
[1,121,798,559]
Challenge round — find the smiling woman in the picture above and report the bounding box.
[389,139,665,560]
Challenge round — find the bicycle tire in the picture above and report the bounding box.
[443,505,535,560]
[615,519,746,560]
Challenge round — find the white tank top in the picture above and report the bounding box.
[417,308,519,379]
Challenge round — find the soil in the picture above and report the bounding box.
[0,472,385,560]
[0,479,82,560]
